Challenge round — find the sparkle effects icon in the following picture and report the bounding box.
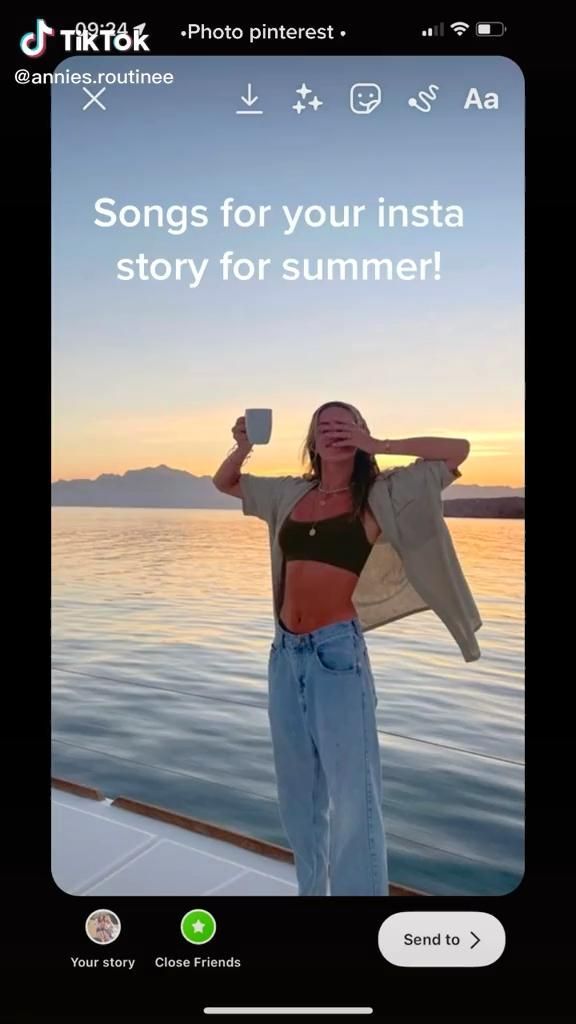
[292,82,324,114]
[181,909,217,945]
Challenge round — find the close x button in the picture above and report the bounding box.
[378,912,506,967]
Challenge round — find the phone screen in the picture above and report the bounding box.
[7,12,563,1017]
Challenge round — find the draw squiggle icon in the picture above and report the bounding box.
[408,84,440,112]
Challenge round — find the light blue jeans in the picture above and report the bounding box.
[267,617,389,896]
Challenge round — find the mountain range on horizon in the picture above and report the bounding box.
[51,464,525,509]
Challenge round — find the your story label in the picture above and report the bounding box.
[70,956,136,969]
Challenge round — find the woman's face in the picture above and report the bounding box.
[314,405,358,463]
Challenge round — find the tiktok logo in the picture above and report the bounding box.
[20,19,55,57]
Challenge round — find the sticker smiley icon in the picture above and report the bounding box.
[350,83,382,115]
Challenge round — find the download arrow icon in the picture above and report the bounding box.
[236,83,263,115]
[470,931,481,949]
[241,83,258,106]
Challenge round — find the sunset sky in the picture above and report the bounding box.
[52,56,523,487]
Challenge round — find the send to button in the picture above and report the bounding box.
[378,912,505,967]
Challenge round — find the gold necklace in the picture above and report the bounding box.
[318,484,350,507]
[308,483,350,536]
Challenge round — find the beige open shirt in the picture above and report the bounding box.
[240,459,482,663]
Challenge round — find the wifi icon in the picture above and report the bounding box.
[451,21,470,35]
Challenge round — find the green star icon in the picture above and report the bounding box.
[180,909,217,945]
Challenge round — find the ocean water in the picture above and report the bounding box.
[51,507,524,895]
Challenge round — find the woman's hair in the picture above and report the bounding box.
[301,401,380,518]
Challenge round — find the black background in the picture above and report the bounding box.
[3,7,570,1017]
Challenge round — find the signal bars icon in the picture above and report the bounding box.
[421,23,444,36]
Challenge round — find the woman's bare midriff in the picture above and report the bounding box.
[278,499,380,633]
[279,561,361,633]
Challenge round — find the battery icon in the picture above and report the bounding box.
[476,22,506,36]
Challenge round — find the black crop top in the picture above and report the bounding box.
[278,512,373,576]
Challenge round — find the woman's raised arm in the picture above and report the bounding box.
[212,416,253,497]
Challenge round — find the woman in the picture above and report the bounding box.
[94,913,116,943]
[213,401,480,896]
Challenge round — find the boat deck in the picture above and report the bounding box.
[51,778,422,897]
[52,785,298,897]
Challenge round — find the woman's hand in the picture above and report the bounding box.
[232,416,253,454]
[324,419,378,454]
[327,425,470,468]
